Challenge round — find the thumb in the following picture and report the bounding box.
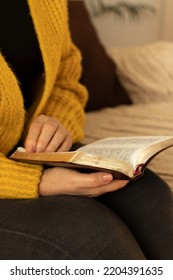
[74,172,113,188]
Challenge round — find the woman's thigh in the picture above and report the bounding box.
[0,195,145,260]
[98,169,173,259]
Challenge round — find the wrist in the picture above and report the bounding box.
[39,169,50,196]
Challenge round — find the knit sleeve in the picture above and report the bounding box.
[42,35,88,143]
[0,54,43,199]
[0,153,43,199]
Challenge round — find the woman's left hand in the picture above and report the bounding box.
[24,114,73,153]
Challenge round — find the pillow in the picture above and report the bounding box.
[68,0,131,111]
[108,41,173,104]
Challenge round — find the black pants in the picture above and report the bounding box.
[0,169,173,260]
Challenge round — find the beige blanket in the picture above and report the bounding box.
[84,103,173,192]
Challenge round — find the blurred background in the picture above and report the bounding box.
[81,0,173,48]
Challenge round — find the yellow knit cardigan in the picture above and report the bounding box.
[0,0,88,198]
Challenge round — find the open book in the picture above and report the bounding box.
[10,136,173,180]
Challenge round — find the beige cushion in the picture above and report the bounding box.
[84,103,173,192]
[108,41,173,104]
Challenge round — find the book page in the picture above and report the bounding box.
[10,146,133,178]
[78,136,173,164]
[131,136,173,168]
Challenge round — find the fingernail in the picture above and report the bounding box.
[26,144,34,153]
[103,174,113,182]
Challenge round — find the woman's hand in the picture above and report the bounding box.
[24,114,73,152]
[39,167,129,197]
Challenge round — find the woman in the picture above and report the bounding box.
[0,0,173,259]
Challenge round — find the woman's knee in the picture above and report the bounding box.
[128,169,173,203]
[0,196,145,259]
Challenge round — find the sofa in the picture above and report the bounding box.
[68,0,173,192]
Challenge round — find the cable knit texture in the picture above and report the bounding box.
[0,0,88,198]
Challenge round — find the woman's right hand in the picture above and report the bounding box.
[39,167,129,197]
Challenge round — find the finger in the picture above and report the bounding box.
[44,127,69,152]
[86,179,129,197]
[72,171,128,197]
[74,172,114,189]
[54,133,73,152]
[25,117,45,152]
[35,121,59,152]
